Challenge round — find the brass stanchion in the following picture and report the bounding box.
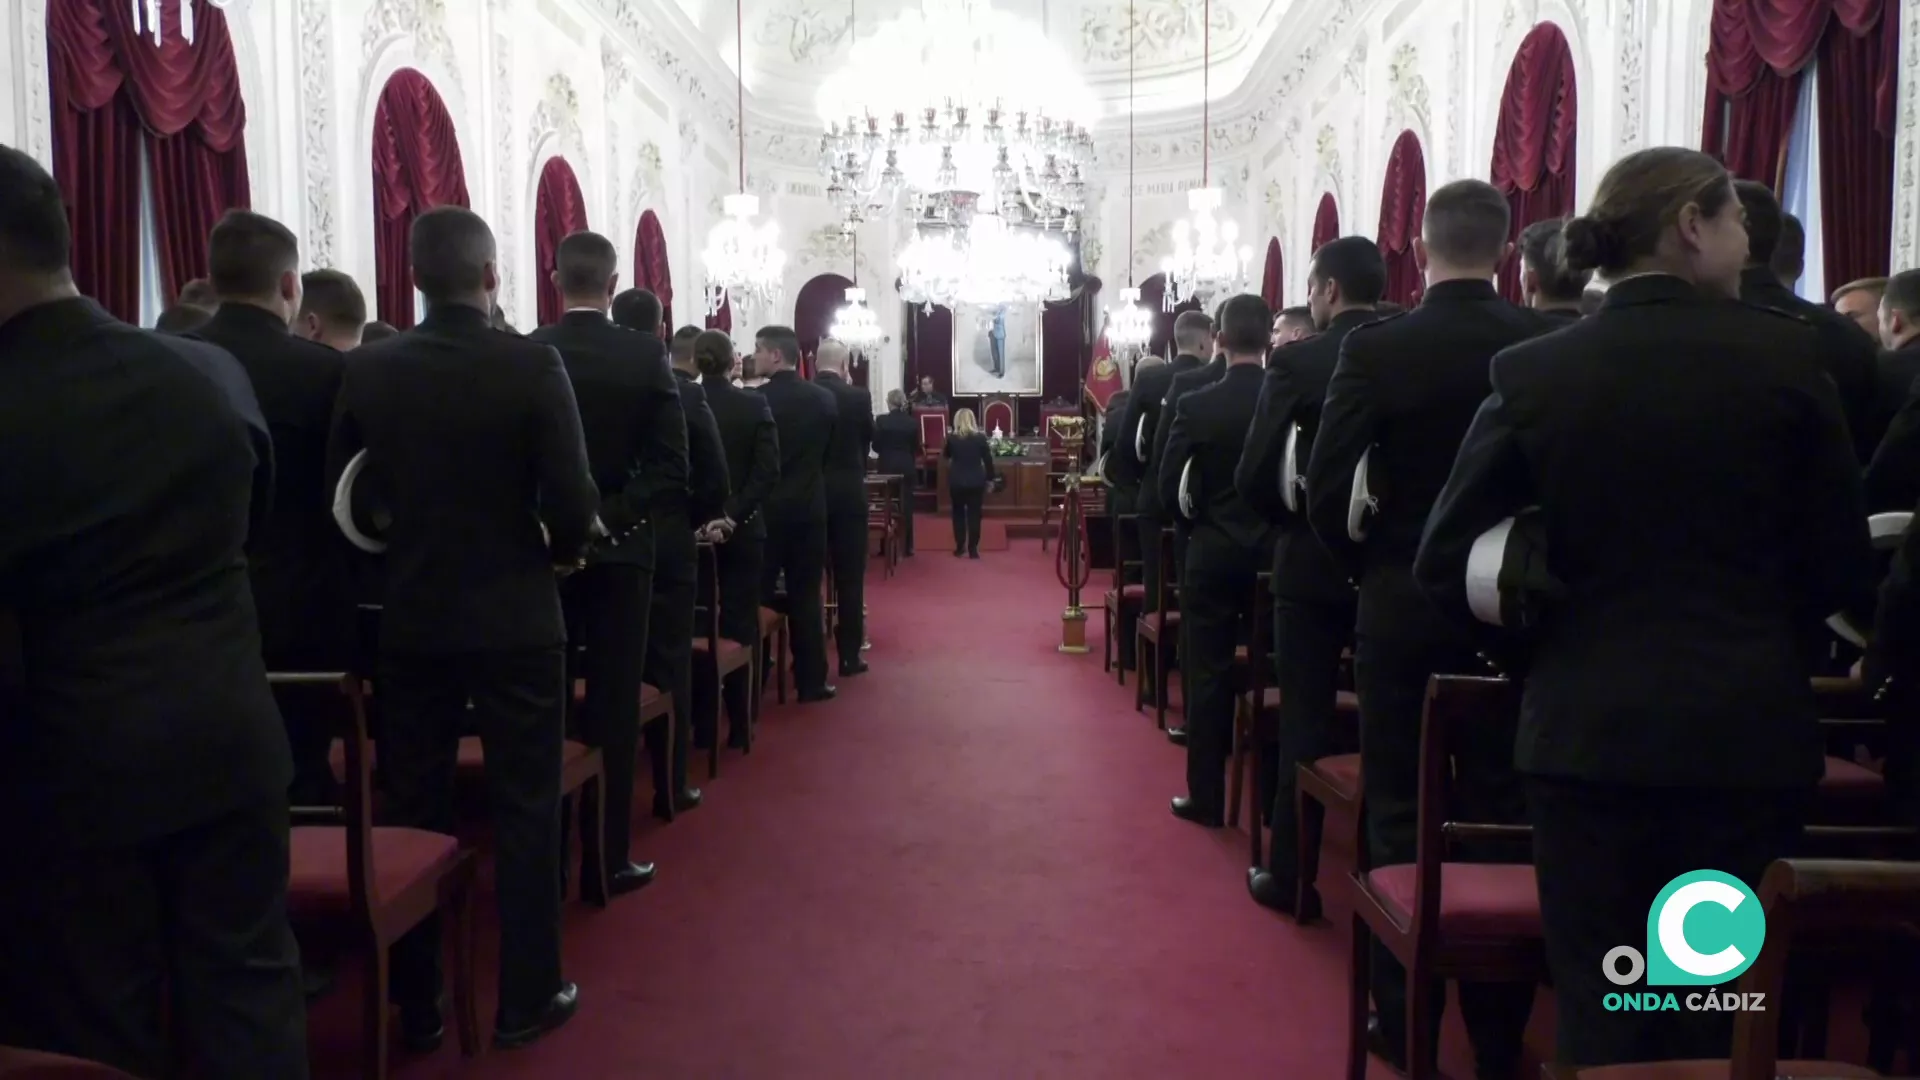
[1050,415,1091,654]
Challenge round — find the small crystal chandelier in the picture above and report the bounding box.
[829,287,883,349]
[897,211,1071,311]
[1158,0,1250,309]
[134,0,237,47]
[1104,0,1151,354]
[704,2,787,316]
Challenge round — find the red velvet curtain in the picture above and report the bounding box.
[1310,194,1340,255]
[633,209,674,329]
[1377,131,1428,306]
[1491,22,1578,302]
[371,68,469,329]
[794,273,852,379]
[906,304,955,397]
[533,156,590,327]
[1259,237,1284,309]
[707,294,733,334]
[47,0,249,321]
[1816,1,1899,285]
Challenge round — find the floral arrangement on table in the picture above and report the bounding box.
[988,434,1028,458]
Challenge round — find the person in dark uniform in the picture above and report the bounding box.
[1307,180,1551,1077]
[1234,236,1384,917]
[873,389,923,557]
[814,339,874,677]
[1772,211,1806,293]
[1159,294,1276,828]
[696,329,779,743]
[1863,271,1920,511]
[943,408,998,556]
[326,206,594,1049]
[156,301,211,334]
[754,325,839,701]
[1112,317,1209,618]
[527,233,686,892]
[194,210,353,807]
[618,308,726,817]
[1517,217,1591,321]
[1151,312,1227,745]
[0,144,309,1080]
[297,267,368,351]
[1416,147,1875,1069]
[1270,305,1316,347]
[908,375,945,407]
[1735,181,1879,460]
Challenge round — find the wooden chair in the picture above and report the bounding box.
[1102,513,1145,684]
[1296,671,1363,923]
[0,1048,142,1077]
[981,395,1017,437]
[1540,858,1920,1080]
[867,476,900,575]
[1229,572,1282,865]
[757,607,789,708]
[1345,675,1542,1080]
[1134,526,1181,727]
[279,673,480,1080]
[692,542,754,776]
[465,689,610,908]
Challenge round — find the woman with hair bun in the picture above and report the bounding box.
[1413,147,1875,1068]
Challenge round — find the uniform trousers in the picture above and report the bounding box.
[1108,485,1139,669]
[714,533,764,743]
[560,558,651,875]
[761,512,830,694]
[1137,515,1169,613]
[1355,626,1530,1074]
[1180,535,1261,816]
[1264,593,1358,885]
[1528,777,1808,1067]
[825,484,868,666]
[0,801,309,1079]
[377,647,567,1026]
[645,516,697,797]
[950,485,986,554]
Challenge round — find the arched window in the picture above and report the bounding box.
[1490,23,1577,302]
[1310,194,1341,256]
[533,157,590,327]
[1377,131,1428,306]
[1259,238,1284,309]
[370,68,469,328]
[633,209,675,329]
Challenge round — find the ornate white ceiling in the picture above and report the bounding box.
[667,0,1295,127]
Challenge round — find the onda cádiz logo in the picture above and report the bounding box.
[1601,870,1768,1014]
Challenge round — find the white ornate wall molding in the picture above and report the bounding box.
[526,73,596,298]
[363,0,466,108]
[1447,10,1466,177]
[1079,0,1242,65]
[754,2,851,65]
[1379,41,1435,156]
[492,32,519,321]
[225,4,271,224]
[1616,0,1645,149]
[18,0,53,168]
[1315,124,1348,228]
[297,0,339,268]
[1894,0,1920,268]
[595,0,736,138]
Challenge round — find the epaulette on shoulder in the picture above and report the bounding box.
[1348,309,1410,334]
[1736,301,1812,325]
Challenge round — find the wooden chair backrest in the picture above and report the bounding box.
[270,672,376,919]
[915,409,948,456]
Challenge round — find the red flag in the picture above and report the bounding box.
[1084,317,1124,413]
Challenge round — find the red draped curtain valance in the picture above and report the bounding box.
[47,0,249,321]
[633,209,674,330]
[1377,131,1428,306]
[533,156,590,327]
[370,68,469,329]
[1491,22,1578,303]
[1310,194,1341,255]
[1259,237,1284,309]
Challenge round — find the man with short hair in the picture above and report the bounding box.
[754,325,840,701]
[298,268,368,351]
[908,374,945,407]
[1863,271,1920,510]
[155,303,210,334]
[814,339,875,677]
[1307,179,1547,1076]
[327,206,594,1049]
[196,211,353,805]
[1270,305,1315,347]
[1235,236,1383,917]
[360,319,400,344]
[1834,276,1888,341]
[176,276,218,312]
[1160,295,1277,829]
[527,234,685,888]
[1153,309,1231,744]
[1736,182,1879,459]
[1771,212,1806,293]
[1517,217,1592,320]
[618,297,726,816]
[0,145,308,1079]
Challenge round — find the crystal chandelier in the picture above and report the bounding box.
[1106,287,1152,350]
[897,211,1071,311]
[814,0,1095,231]
[1158,0,1250,309]
[704,2,786,316]
[829,288,883,349]
[134,0,237,46]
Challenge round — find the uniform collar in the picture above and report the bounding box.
[1327,308,1379,331]
[1418,279,1500,304]
[419,303,492,330]
[1603,274,1702,309]
[210,301,293,334]
[0,295,113,352]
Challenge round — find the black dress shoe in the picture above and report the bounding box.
[1165,725,1188,746]
[1169,796,1223,827]
[1366,1014,1408,1075]
[608,861,656,896]
[494,982,580,1049]
[953,549,964,557]
[652,787,701,820]
[798,685,837,702]
[1246,867,1296,915]
[839,658,869,677]
[399,997,446,1054]
[968,551,980,559]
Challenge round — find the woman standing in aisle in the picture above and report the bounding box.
[943,408,997,559]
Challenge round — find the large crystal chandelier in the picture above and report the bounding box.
[897,210,1071,311]
[1158,0,1250,308]
[814,0,1096,230]
[704,0,786,316]
[1104,0,1151,354]
[134,0,237,46]
[829,288,883,349]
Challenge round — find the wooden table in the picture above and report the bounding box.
[934,442,1053,516]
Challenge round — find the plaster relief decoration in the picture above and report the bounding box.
[1497,0,1543,62]
[1266,0,1359,107]
[600,0,734,133]
[1448,17,1466,176]
[1080,0,1240,64]
[602,37,638,100]
[629,142,665,221]
[1381,42,1432,148]
[754,126,831,169]
[1316,124,1345,212]
[1896,0,1920,267]
[1092,113,1268,172]
[1341,38,1368,92]
[298,0,338,268]
[1134,221,1173,281]
[493,34,518,317]
[21,0,52,166]
[793,223,872,276]
[755,1,852,64]
[529,75,584,162]
[363,0,465,103]
[1616,0,1644,148]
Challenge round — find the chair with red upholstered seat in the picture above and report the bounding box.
[1102,513,1145,684]
[692,542,755,774]
[1345,674,1542,1080]
[275,673,479,1080]
[1540,858,1920,1080]
[1134,526,1180,727]
[0,1047,142,1077]
[1295,687,1362,923]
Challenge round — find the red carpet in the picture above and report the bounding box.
[317,537,1882,1078]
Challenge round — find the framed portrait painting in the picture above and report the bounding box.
[951,302,1042,396]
